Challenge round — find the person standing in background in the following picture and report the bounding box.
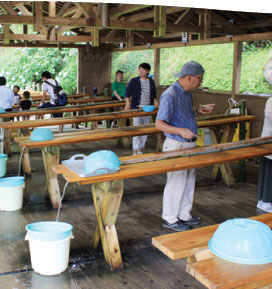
[112,70,126,101]
[124,63,159,155]
[0,76,14,112]
[257,96,272,212]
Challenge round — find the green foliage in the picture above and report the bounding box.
[111,50,154,82]
[0,47,77,94]
[112,43,272,94]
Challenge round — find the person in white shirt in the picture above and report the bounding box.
[40,71,63,133]
[0,76,14,111]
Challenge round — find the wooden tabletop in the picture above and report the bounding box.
[31,93,89,101]
[0,109,158,129]
[53,141,272,185]
[15,115,256,148]
[12,96,112,109]
[3,101,125,118]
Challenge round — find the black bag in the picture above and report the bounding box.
[44,80,68,106]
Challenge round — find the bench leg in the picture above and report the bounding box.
[91,180,124,270]
[209,126,235,187]
[20,147,31,176]
[4,129,12,157]
[42,146,61,208]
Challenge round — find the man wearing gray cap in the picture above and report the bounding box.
[156,61,215,231]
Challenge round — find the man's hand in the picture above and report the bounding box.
[178,128,195,139]
[198,103,216,114]
[124,98,131,111]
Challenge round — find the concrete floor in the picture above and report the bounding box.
[0,131,266,289]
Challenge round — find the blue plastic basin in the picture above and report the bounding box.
[0,107,6,114]
[84,150,120,175]
[0,176,25,187]
[30,128,54,142]
[0,154,7,177]
[209,218,272,265]
[26,221,73,242]
[142,105,155,112]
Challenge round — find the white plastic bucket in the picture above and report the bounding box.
[0,183,25,211]
[25,222,73,276]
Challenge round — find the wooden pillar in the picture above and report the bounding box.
[198,13,204,40]
[154,48,160,86]
[3,25,10,44]
[154,6,159,38]
[231,41,242,99]
[126,30,134,48]
[92,180,124,270]
[204,9,211,39]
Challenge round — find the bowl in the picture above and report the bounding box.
[84,150,121,176]
[142,105,155,112]
[0,107,6,114]
[30,128,54,142]
[208,218,272,265]
[0,176,25,187]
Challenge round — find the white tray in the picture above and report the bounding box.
[62,154,119,178]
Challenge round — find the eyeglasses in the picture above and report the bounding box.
[193,75,203,82]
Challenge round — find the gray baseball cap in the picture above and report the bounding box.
[173,61,204,78]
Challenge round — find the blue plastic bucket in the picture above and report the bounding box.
[0,176,25,187]
[26,221,73,242]
[0,154,8,177]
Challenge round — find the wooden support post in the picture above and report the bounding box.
[153,6,159,38]
[34,2,47,35]
[91,180,124,270]
[42,146,61,208]
[209,126,235,187]
[204,9,211,39]
[126,30,134,48]
[92,27,99,47]
[198,13,204,40]
[231,41,242,99]
[239,100,246,182]
[158,6,166,38]
[3,24,10,44]
[154,48,160,86]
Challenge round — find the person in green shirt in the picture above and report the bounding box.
[112,70,126,100]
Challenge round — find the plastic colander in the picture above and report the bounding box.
[208,218,272,265]
[84,150,120,176]
[30,128,54,142]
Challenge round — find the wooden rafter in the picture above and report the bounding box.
[15,3,32,16]
[211,11,241,33]
[56,2,71,17]
[237,17,272,29]
[109,4,150,19]
[49,1,56,17]
[174,8,195,24]
[75,2,96,18]
[126,7,185,21]
[34,2,47,35]
[0,2,17,15]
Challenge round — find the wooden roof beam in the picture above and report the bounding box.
[75,3,96,19]
[109,4,150,19]
[174,8,195,24]
[15,3,32,16]
[127,6,185,21]
[237,17,272,29]
[56,2,71,17]
[0,2,17,15]
[211,11,242,33]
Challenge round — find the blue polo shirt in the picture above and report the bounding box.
[156,81,197,142]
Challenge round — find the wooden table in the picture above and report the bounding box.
[14,116,255,207]
[53,141,272,271]
[152,213,272,288]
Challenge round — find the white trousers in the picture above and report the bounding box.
[132,116,151,150]
[162,137,196,223]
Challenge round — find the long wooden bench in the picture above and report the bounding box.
[52,140,272,271]
[152,213,272,288]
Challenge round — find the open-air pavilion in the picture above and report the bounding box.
[1,2,272,288]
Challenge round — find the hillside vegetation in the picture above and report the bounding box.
[112,43,272,94]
